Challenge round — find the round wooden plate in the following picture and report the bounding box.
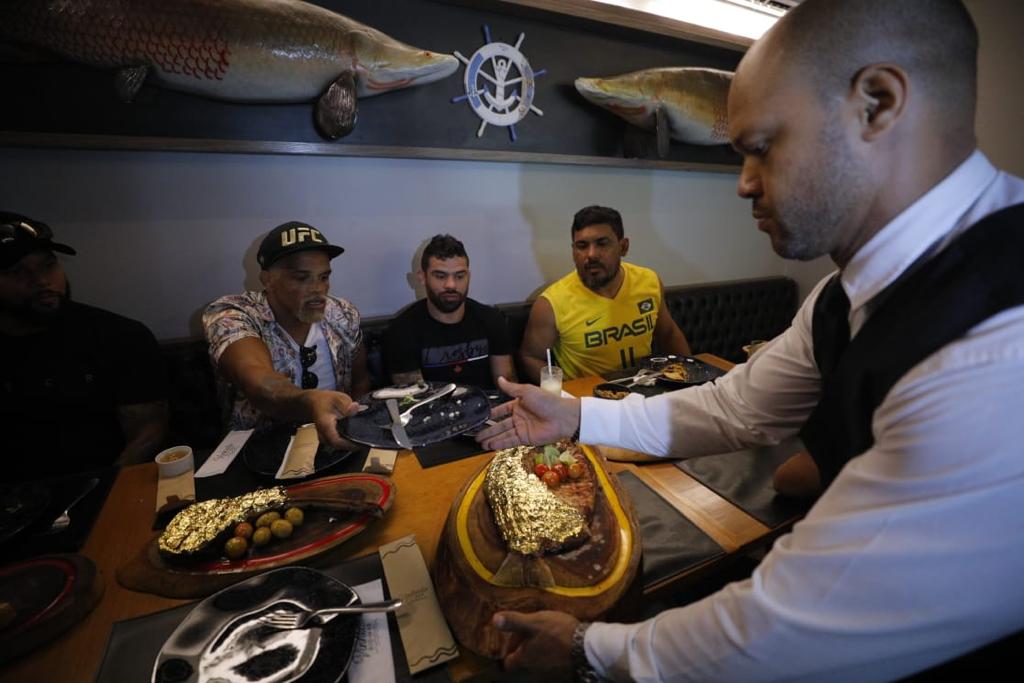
[0,554,104,664]
[433,445,641,657]
[117,474,395,599]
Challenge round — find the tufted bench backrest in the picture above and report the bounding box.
[663,277,797,363]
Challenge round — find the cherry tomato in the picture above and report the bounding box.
[541,470,561,488]
[568,462,585,480]
[534,463,550,478]
[552,463,569,481]
[234,521,254,539]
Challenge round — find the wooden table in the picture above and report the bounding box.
[1,354,786,682]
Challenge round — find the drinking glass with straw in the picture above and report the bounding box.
[540,348,563,395]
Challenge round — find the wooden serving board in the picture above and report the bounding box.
[117,473,395,599]
[433,445,641,658]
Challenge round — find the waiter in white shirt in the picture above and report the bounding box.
[477,0,1024,680]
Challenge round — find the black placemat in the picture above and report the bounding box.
[0,466,119,561]
[96,553,451,683]
[674,437,813,528]
[618,471,726,588]
[413,435,489,469]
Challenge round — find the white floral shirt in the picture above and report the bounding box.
[203,290,361,432]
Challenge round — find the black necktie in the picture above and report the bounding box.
[812,275,851,382]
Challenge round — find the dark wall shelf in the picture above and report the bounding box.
[0,0,744,171]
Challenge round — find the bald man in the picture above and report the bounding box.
[476,0,1024,680]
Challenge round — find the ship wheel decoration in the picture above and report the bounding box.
[452,25,546,141]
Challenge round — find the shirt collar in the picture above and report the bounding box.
[841,150,998,313]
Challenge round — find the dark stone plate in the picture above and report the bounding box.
[241,424,358,481]
[341,383,490,449]
[153,567,359,683]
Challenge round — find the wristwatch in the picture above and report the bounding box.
[571,621,601,682]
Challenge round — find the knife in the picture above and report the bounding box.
[386,398,413,450]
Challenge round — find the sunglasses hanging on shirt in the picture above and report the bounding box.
[300,345,318,389]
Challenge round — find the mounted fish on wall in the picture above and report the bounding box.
[0,0,459,139]
[574,67,733,159]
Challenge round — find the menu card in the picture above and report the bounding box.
[348,579,396,683]
[195,429,254,478]
[379,535,459,674]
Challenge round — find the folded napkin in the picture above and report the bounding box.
[276,424,319,479]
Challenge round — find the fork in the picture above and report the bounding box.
[610,368,655,387]
[392,383,456,426]
[45,477,99,534]
[258,599,403,630]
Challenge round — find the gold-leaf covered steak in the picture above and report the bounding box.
[484,442,596,556]
[158,487,288,558]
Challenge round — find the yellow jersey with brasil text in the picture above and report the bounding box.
[541,261,662,379]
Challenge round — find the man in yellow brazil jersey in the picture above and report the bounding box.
[519,205,691,383]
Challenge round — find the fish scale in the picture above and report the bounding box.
[13,1,225,81]
[0,0,459,138]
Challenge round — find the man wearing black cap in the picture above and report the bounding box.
[203,221,370,448]
[0,211,168,478]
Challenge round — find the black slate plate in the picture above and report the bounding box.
[152,567,359,683]
[341,383,490,449]
[241,425,358,481]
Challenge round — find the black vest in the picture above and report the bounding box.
[800,203,1024,486]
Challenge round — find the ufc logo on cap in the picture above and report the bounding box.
[280,226,325,246]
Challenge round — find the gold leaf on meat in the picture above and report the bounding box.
[158,487,288,557]
[484,446,587,556]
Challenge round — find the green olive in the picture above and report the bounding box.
[284,507,304,526]
[224,536,248,560]
[251,526,272,547]
[255,511,281,528]
[270,519,294,539]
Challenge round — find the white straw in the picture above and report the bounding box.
[546,348,552,371]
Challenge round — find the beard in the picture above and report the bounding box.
[427,288,465,314]
[768,119,871,261]
[1,290,68,326]
[297,308,325,324]
[296,297,326,324]
[580,260,619,291]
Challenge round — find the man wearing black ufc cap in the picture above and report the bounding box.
[203,221,370,448]
[0,211,168,478]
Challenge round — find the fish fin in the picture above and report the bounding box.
[115,65,149,102]
[655,105,670,158]
[315,71,358,140]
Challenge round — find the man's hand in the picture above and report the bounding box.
[476,377,581,450]
[493,610,579,677]
[304,390,361,450]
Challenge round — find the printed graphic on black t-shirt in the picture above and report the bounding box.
[422,339,490,370]
[383,298,511,388]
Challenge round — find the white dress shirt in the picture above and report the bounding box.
[580,151,1024,682]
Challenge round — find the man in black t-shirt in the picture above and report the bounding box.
[383,235,515,389]
[0,212,168,479]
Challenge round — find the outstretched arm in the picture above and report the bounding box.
[217,337,359,449]
[476,376,580,450]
